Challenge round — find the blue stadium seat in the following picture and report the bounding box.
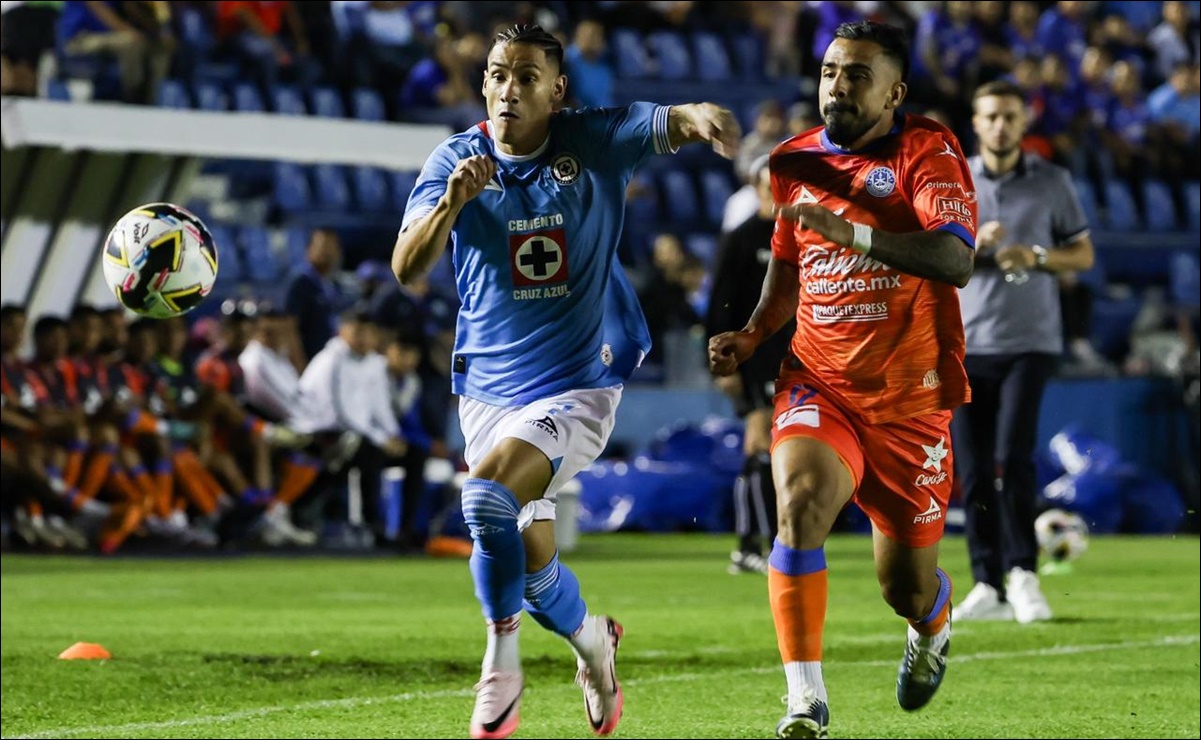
[1102,179,1139,230]
[312,164,352,210]
[611,29,651,79]
[353,166,390,213]
[239,226,280,284]
[624,172,660,224]
[647,31,692,80]
[352,87,385,121]
[392,170,419,211]
[194,81,229,111]
[178,7,215,55]
[690,31,732,81]
[274,162,312,212]
[271,84,307,116]
[1142,179,1177,232]
[1186,180,1200,233]
[1171,251,1200,311]
[46,79,70,101]
[730,32,764,80]
[659,169,700,224]
[309,86,345,118]
[1089,293,1141,357]
[156,79,191,109]
[1072,178,1101,230]
[286,226,310,266]
[207,224,244,283]
[686,233,719,268]
[233,82,265,113]
[699,169,734,226]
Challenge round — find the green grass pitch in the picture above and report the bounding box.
[2,534,1198,739]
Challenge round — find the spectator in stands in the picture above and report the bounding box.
[724,99,787,233]
[355,259,393,306]
[1148,62,1201,187]
[383,329,434,551]
[706,156,792,577]
[564,18,612,109]
[284,228,343,363]
[974,1,1014,85]
[1004,1,1044,62]
[1100,60,1155,225]
[398,31,488,128]
[57,0,173,103]
[293,309,405,547]
[910,1,981,126]
[786,101,819,135]
[214,0,318,89]
[955,81,1096,624]
[0,1,60,97]
[638,233,701,368]
[331,0,431,91]
[1035,54,1086,167]
[1036,0,1089,69]
[1148,1,1200,84]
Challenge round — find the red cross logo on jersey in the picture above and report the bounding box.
[509,229,569,286]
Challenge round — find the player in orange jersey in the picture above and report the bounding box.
[708,21,977,739]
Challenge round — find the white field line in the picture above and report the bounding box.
[4,634,1197,739]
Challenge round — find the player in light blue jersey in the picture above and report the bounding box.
[392,23,740,740]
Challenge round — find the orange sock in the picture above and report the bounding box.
[274,457,321,507]
[909,568,952,636]
[172,449,218,514]
[124,410,163,437]
[74,445,117,509]
[243,417,265,438]
[63,441,86,489]
[107,468,144,505]
[767,541,828,662]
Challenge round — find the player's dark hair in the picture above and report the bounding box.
[491,23,563,69]
[69,303,100,322]
[33,315,68,338]
[973,80,1027,107]
[0,303,26,321]
[834,21,910,83]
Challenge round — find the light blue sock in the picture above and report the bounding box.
[524,551,587,637]
[462,477,526,622]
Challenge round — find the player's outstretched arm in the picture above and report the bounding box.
[778,203,974,288]
[708,257,799,377]
[667,104,741,159]
[392,154,496,286]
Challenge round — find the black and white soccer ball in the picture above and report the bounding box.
[1035,508,1090,562]
[101,203,218,318]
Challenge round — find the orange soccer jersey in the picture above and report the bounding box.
[770,113,977,424]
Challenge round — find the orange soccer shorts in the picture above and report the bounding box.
[770,362,954,548]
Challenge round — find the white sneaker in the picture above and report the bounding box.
[470,671,523,739]
[955,582,1015,621]
[728,550,770,575]
[575,616,625,736]
[262,504,318,547]
[777,687,830,738]
[1007,568,1053,623]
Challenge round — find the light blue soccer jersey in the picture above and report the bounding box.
[402,102,672,405]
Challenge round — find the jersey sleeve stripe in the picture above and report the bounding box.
[653,105,677,155]
[936,221,975,250]
[400,205,435,234]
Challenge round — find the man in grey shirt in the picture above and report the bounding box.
[954,81,1096,624]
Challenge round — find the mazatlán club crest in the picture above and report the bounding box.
[551,152,581,185]
[865,166,896,197]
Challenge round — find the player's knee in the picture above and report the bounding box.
[878,577,929,620]
[460,477,522,545]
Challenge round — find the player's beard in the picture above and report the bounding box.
[822,103,874,148]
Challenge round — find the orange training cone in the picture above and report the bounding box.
[58,642,112,660]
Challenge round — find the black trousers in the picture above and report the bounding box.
[952,352,1058,590]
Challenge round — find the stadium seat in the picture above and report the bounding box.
[1101,179,1139,230]
[194,81,229,111]
[690,31,732,81]
[1186,181,1200,233]
[647,31,692,80]
[624,172,660,224]
[351,87,385,121]
[309,86,345,118]
[233,82,266,113]
[271,84,307,116]
[353,166,390,213]
[207,224,244,284]
[312,164,352,211]
[699,169,734,227]
[659,169,701,224]
[1170,252,1200,311]
[285,225,310,265]
[729,32,764,80]
[239,226,280,284]
[156,79,192,109]
[1072,178,1101,229]
[1141,179,1177,232]
[274,162,313,213]
[686,233,719,268]
[611,29,651,79]
[1089,292,1142,357]
[391,170,420,211]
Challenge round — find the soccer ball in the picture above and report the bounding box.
[101,203,218,318]
[1035,508,1089,563]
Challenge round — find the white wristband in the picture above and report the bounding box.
[851,222,873,254]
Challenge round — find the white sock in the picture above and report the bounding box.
[482,614,521,674]
[568,614,600,665]
[907,620,951,652]
[784,661,827,703]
